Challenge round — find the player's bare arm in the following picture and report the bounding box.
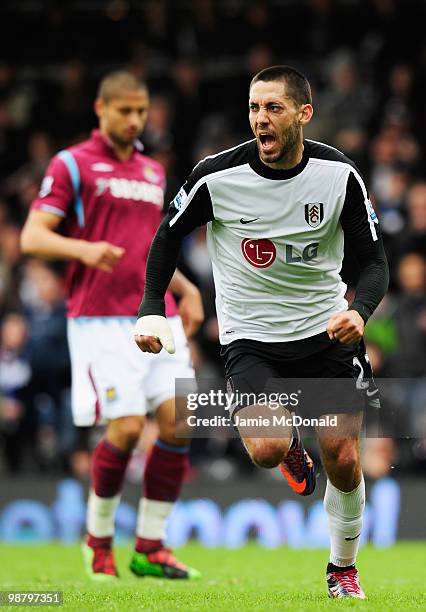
[20,210,125,272]
[78,241,125,272]
[169,270,204,338]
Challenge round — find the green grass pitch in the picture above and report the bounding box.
[0,542,425,610]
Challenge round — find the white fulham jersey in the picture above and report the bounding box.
[168,139,380,344]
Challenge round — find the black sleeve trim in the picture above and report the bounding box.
[340,172,381,242]
[138,181,214,318]
[340,172,388,322]
[168,182,214,231]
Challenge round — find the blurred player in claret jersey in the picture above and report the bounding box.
[20,71,203,580]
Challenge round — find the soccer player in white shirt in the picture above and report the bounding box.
[135,66,389,599]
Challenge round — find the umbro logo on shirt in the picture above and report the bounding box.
[91,162,114,172]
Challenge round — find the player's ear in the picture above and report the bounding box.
[94,98,104,119]
[299,104,313,125]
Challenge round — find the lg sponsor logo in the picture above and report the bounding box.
[241,238,319,268]
[241,238,276,268]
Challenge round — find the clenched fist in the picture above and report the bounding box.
[79,241,125,272]
[326,310,364,344]
[134,315,175,354]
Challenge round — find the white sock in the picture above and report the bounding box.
[136,498,174,541]
[87,489,121,538]
[324,476,365,567]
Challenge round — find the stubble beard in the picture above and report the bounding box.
[110,132,136,148]
[258,120,301,167]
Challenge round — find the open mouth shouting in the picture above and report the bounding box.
[258,132,277,154]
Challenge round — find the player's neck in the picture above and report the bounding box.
[111,142,134,161]
[100,128,134,161]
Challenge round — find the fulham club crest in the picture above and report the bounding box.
[304,202,324,228]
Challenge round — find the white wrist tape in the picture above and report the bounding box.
[134,315,175,354]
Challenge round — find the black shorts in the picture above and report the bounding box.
[220,332,379,417]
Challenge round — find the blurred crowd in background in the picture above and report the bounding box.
[0,0,425,484]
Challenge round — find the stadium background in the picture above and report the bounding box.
[0,0,425,547]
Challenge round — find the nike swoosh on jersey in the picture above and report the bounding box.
[240,217,260,224]
[366,388,379,397]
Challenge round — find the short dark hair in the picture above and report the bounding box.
[97,70,147,102]
[250,65,312,106]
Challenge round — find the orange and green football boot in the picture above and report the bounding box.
[130,547,201,579]
[279,427,316,496]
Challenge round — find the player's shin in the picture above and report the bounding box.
[83,438,131,579]
[324,476,365,567]
[86,492,121,546]
[135,439,189,552]
[131,439,200,578]
[86,438,131,547]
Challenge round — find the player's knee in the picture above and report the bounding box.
[159,426,190,447]
[250,440,286,469]
[158,420,176,443]
[338,446,359,473]
[324,439,359,472]
[116,417,143,447]
[157,399,192,444]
